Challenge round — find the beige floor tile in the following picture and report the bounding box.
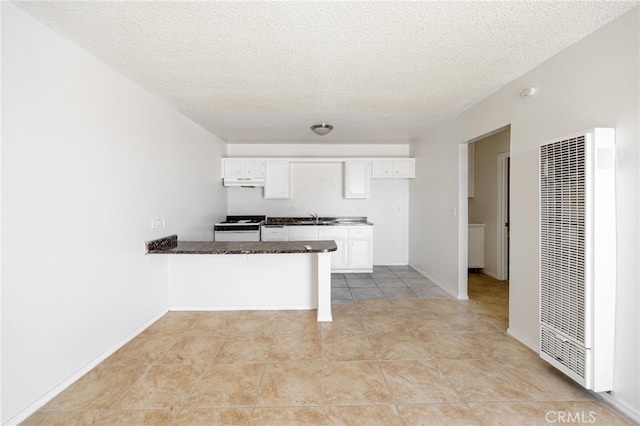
[361,313,410,335]
[42,365,146,410]
[321,329,376,361]
[367,332,429,360]
[417,332,480,359]
[467,401,548,426]
[380,360,461,403]
[214,335,273,363]
[495,358,594,401]
[102,335,177,366]
[139,312,199,337]
[21,410,100,426]
[184,311,242,336]
[324,361,392,404]
[94,408,175,425]
[536,401,636,425]
[436,359,530,402]
[325,405,402,426]
[276,310,322,335]
[185,363,265,407]
[257,361,324,406]
[320,312,366,333]
[232,311,281,336]
[396,403,481,425]
[114,364,205,409]
[353,299,396,316]
[250,406,325,425]
[154,335,224,364]
[465,332,536,359]
[173,407,251,425]
[269,333,322,362]
[25,274,632,425]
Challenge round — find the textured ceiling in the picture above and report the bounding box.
[13,1,638,143]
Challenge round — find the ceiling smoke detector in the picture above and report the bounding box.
[310,123,333,136]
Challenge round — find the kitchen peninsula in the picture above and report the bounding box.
[146,235,336,321]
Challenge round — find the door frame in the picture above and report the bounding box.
[496,151,510,280]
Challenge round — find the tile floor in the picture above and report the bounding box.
[23,268,633,425]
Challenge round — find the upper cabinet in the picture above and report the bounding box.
[370,159,415,178]
[344,160,370,199]
[264,160,290,199]
[223,159,265,179]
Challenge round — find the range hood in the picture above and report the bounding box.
[223,178,265,187]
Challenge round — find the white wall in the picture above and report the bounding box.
[468,130,510,278]
[410,7,639,419]
[226,144,411,265]
[1,3,227,423]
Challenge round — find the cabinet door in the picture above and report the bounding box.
[264,160,290,199]
[392,159,415,178]
[370,160,393,178]
[244,159,265,178]
[319,228,349,270]
[344,160,370,199]
[223,159,244,178]
[348,238,373,270]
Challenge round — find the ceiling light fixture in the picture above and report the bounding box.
[310,123,333,136]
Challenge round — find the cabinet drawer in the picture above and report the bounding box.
[348,227,373,237]
[318,228,349,239]
[288,226,319,241]
[261,226,288,237]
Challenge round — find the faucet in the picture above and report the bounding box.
[309,212,319,224]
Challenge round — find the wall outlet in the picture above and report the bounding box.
[289,205,296,212]
[162,217,169,228]
[151,218,162,229]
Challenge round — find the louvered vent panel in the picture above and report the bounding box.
[540,136,586,344]
[540,326,586,379]
[538,128,616,392]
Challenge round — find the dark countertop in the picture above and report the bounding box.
[264,216,373,226]
[146,236,337,255]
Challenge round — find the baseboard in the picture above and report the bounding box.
[4,308,168,426]
[409,265,464,300]
[598,391,640,423]
[169,305,315,311]
[507,327,539,352]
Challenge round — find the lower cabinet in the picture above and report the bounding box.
[318,228,349,270]
[319,226,373,273]
[261,224,373,272]
[346,227,373,272]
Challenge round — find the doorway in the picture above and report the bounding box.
[466,127,511,284]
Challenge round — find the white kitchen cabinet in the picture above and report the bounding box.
[222,158,265,179]
[261,226,288,241]
[391,159,415,178]
[370,159,415,178]
[318,228,349,270]
[370,159,393,178]
[287,226,319,241]
[344,160,370,199]
[264,160,290,199]
[468,223,485,268]
[347,227,373,271]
